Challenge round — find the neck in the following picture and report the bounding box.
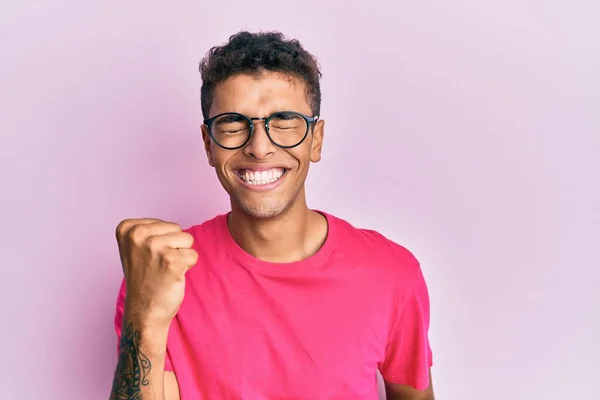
[227,194,327,263]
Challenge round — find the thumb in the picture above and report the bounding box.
[177,248,198,271]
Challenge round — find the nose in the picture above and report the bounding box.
[243,120,276,159]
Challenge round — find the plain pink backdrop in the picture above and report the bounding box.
[1,1,598,399]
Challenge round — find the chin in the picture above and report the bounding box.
[227,173,306,219]
[237,198,287,219]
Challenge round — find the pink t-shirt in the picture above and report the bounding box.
[114,212,432,399]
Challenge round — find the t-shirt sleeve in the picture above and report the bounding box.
[378,261,433,390]
[113,278,174,372]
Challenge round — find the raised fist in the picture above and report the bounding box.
[116,218,198,326]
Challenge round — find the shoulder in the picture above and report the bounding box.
[326,211,423,282]
[184,213,225,238]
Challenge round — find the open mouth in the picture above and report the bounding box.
[236,167,287,186]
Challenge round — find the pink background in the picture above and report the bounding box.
[1,1,598,399]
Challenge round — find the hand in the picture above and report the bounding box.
[116,218,198,327]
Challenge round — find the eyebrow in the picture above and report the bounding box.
[215,114,247,124]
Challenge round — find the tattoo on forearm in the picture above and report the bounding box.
[110,323,152,400]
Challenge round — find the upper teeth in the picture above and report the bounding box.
[238,168,285,185]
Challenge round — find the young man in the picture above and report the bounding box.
[110,31,434,400]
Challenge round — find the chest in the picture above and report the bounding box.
[170,261,391,399]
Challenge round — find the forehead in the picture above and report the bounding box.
[209,72,311,117]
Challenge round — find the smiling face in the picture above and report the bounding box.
[202,72,325,219]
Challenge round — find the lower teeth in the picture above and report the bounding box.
[247,177,279,185]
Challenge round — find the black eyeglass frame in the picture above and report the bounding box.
[203,111,320,150]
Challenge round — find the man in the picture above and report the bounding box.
[110,31,434,400]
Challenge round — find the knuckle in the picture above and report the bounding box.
[146,235,160,252]
[129,224,149,243]
[162,250,179,265]
[115,219,132,238]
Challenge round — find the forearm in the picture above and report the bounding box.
[110,314,169,400]
[385,391,434,400]
[384,369,435,400]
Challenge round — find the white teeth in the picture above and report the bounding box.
[238,168,285,185]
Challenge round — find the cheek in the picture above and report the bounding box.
[290,142,313,166]
[211,149,235,175]
[288,151,312,184]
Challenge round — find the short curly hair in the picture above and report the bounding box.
[199,31,322,119]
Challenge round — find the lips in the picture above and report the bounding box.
[236,167,287,186]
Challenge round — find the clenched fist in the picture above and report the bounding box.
[116,218,198,327]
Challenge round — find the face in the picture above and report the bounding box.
[202,72,325,219]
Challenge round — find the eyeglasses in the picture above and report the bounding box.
[203,111,319,150]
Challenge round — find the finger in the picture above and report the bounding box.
[129,221,182,244]
[148,231,194,250]
[162,248,197,276]
[116,218,162,239]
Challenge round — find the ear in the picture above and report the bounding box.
[309,119,325,163]
[201,124,215,167]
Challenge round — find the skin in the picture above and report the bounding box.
[110,71,434,399]
[201,72,329,264]
[204,71,434,399]
[110,219,196,400]
[385,370,435,400]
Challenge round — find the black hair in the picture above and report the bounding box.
[200,31,322,119]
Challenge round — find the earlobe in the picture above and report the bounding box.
[310,120,325,163]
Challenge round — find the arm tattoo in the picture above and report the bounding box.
[110,323,152,400]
